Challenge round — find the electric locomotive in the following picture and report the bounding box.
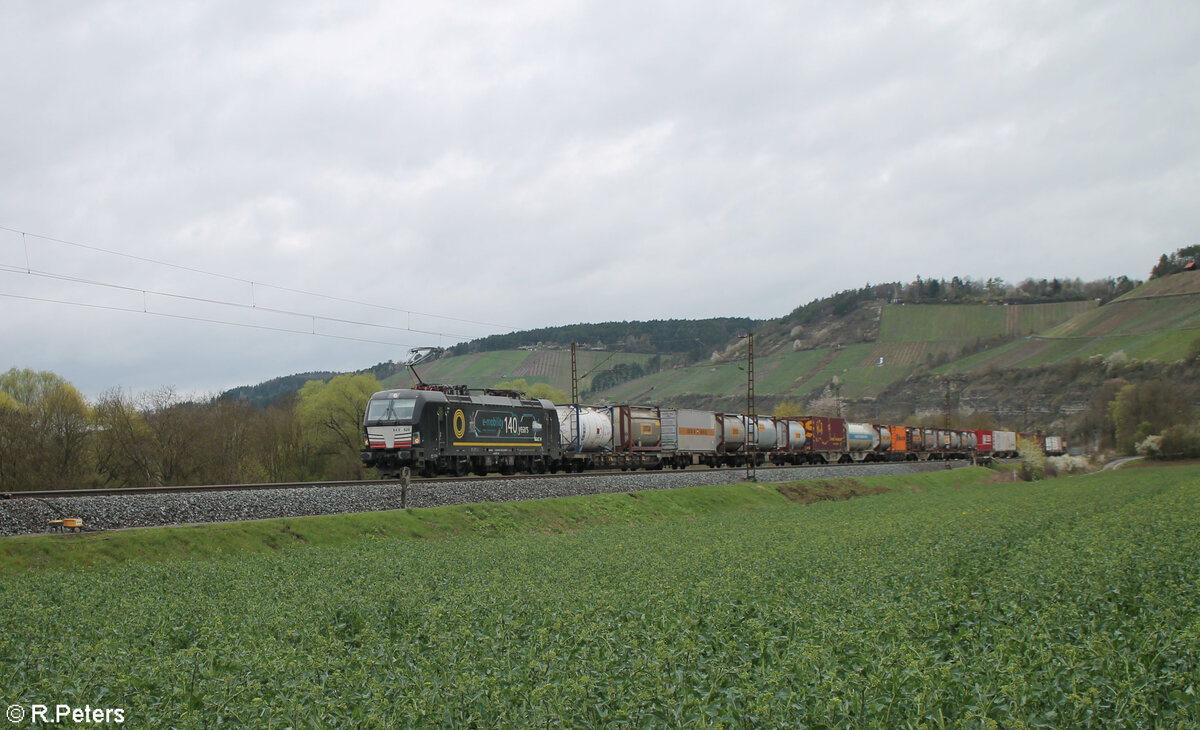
[361,386,560,477]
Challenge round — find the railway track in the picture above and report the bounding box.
[1,461,972,501]
[0,461,973,537]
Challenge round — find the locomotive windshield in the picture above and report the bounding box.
[365,397,417,424]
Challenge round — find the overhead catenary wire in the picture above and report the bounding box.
[0,263,478,340]
[0,290,422,348]
[0,225,514,331]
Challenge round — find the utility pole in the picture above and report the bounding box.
[941,376,966,429]
[944,379,953,429]
[570,342,579,406]
[745,333,756,482]
[570,342,580,452]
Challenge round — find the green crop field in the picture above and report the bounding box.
[4,465,1198,727]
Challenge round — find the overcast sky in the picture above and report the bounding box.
[2,1,1197,398]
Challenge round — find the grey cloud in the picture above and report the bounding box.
[1,0,1196,395]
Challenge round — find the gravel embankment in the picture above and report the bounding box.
[0,461,969,537]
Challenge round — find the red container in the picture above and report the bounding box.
[801,416,847,452]
[974,429,994,452]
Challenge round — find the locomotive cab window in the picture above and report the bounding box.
[366,397,417,424]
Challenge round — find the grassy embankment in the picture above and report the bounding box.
[0,468,990,575]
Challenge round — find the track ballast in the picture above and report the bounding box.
[0,461,971,537]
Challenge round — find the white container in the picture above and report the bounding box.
[672,409,720,453]
[993,430,1017,454]
[847,423,876,452]
[556,405,612,452]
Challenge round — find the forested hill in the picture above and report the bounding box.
[449,318,760,358]
[222,371,340,408]
[451,276,1139,360]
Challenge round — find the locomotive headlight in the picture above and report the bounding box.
[412,431,420,445]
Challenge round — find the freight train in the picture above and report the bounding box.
[360,385,1065,478]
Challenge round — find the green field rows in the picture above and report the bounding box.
[3,466,1198,727]
[878,302,1095,343]
[1042,296,1200,338]
[940,329,1200,375]
[384,351,657,392]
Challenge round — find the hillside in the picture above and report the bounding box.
[936,271,1200,374]
[586,300,1097,409]
[222,271,1200,438]
[381,349,660,393]
[449,318,758,359]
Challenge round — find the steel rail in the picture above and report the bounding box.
[0,461,972,500]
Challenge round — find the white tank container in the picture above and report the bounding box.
[556,405,612,452]
[847,423,876,452]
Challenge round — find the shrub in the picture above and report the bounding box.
[1016,436,1046,480]
[1158,425,1200,459]
[1137,434,1163,457]
[1046,455,1091,474]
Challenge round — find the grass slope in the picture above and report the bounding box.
[0,480,800,574]
[375,277,1200,405]
[1,469,996,575]
[381,350,657,392]
[599,302,1100,404]
[3,464,1197,727]
[878,301,1095,342]
[937,273,1200,373]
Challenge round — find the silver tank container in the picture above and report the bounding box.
[626,406,662,448]
[720,414,746,452]
[783,420,807,450]
[747,416,778,450]
[875,425,892,451]
[924,428,938,450]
